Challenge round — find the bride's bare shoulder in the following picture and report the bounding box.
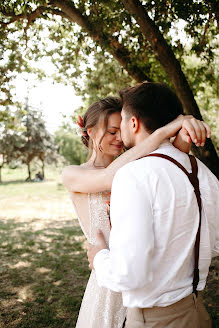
[61,162,95,190]
[80,162,94,169]
[62,162,92,174]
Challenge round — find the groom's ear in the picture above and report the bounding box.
[131,116,139,134]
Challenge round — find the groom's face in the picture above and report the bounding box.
[120,109,135,149]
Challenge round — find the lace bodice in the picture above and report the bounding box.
[88,191,111,246]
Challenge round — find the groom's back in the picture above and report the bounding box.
[117,141,219,307]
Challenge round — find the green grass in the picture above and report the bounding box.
[0,165,91,327]
[0,217,90,328]
[1,165,62,182]
[0,165,74,220]
[0,165,64,198]
[0,166,218,327]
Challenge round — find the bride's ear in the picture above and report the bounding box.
[87,128,92,138]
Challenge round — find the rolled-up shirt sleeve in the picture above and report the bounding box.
[94,165,154,292]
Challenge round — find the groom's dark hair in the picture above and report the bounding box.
[119,82,184,132]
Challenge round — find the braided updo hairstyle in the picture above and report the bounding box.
[81,96,122,152]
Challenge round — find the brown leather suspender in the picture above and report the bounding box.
[143,153,202,296]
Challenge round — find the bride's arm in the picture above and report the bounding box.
[62,127,167,193]
[62,115,210,193]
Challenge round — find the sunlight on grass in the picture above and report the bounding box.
[11,261,31,269]
[0,166,89,327]
[0,217,89,328]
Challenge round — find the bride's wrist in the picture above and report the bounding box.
[153,126,169,141]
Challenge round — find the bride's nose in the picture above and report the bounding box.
[116,130,122,142]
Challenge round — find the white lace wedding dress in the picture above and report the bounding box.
[75,191,126,328]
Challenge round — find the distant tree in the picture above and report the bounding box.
[0,105,26,131]
[16,106,59,180]
[0,107,25,182]
[0,133,16,182]
[55,126,88,165]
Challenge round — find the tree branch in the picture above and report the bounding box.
[0,6,69,27]
[1,7,44,26]
[1,1,151,82]
[198,11,212,56]
[47,8,72,21]
[0,12,26,26]
[0,5,72,47]
[48,0,152,82]
[121,0,202,115]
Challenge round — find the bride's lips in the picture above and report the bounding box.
[111,144,123,149]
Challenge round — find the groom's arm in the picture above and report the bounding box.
[93,164,154,292]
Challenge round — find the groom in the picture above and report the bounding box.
[87,82,219,328]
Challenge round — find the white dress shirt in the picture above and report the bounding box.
[94,141,219,308]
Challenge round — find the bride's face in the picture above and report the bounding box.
[95,112,123,157]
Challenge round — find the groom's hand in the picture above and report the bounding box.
[87,230,108,270]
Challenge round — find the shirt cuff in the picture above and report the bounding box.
[93,248,110,271]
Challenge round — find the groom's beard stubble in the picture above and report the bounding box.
[123,144,132,151]
[121,128,135,150]
[123,141,135,150]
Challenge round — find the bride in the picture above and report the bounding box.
[62,96,209,328]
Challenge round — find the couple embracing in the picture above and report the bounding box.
[63,82,219,328]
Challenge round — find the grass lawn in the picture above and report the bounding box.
[0,166,90,327]
[0,166,74,220]
[0,217,89,328]
[0,166,218,327]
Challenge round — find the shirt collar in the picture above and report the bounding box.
[157,139,172,149]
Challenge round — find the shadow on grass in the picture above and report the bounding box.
[0,218,218,328]
[0,180,46,186]
[0,180,33,186]
[0,218,90,328]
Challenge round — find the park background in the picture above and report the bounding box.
[0,1,218,327]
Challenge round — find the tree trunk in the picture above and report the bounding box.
[41,159,45,179]
[27,161,31,181]
[121,0,219,179]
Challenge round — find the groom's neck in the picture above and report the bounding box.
[134,129,151,146]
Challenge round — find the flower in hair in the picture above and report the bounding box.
[76,115,84,128]
[76,115,88,137]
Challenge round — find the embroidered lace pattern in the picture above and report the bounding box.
[75,192,126,328]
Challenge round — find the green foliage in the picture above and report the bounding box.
[17,105,60,177]
[0,107,27,181]
[75,51,134,109]
[55,127,88,165]
[0,107,25,130]
[0,0,218,106]
[184,54,219,153]
[0,130,20,173]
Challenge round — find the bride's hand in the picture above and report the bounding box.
[160,115,211,146]
[180,117,211,146]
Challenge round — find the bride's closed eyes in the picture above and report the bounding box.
[108,131,117,135]
[107,126,120,135]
